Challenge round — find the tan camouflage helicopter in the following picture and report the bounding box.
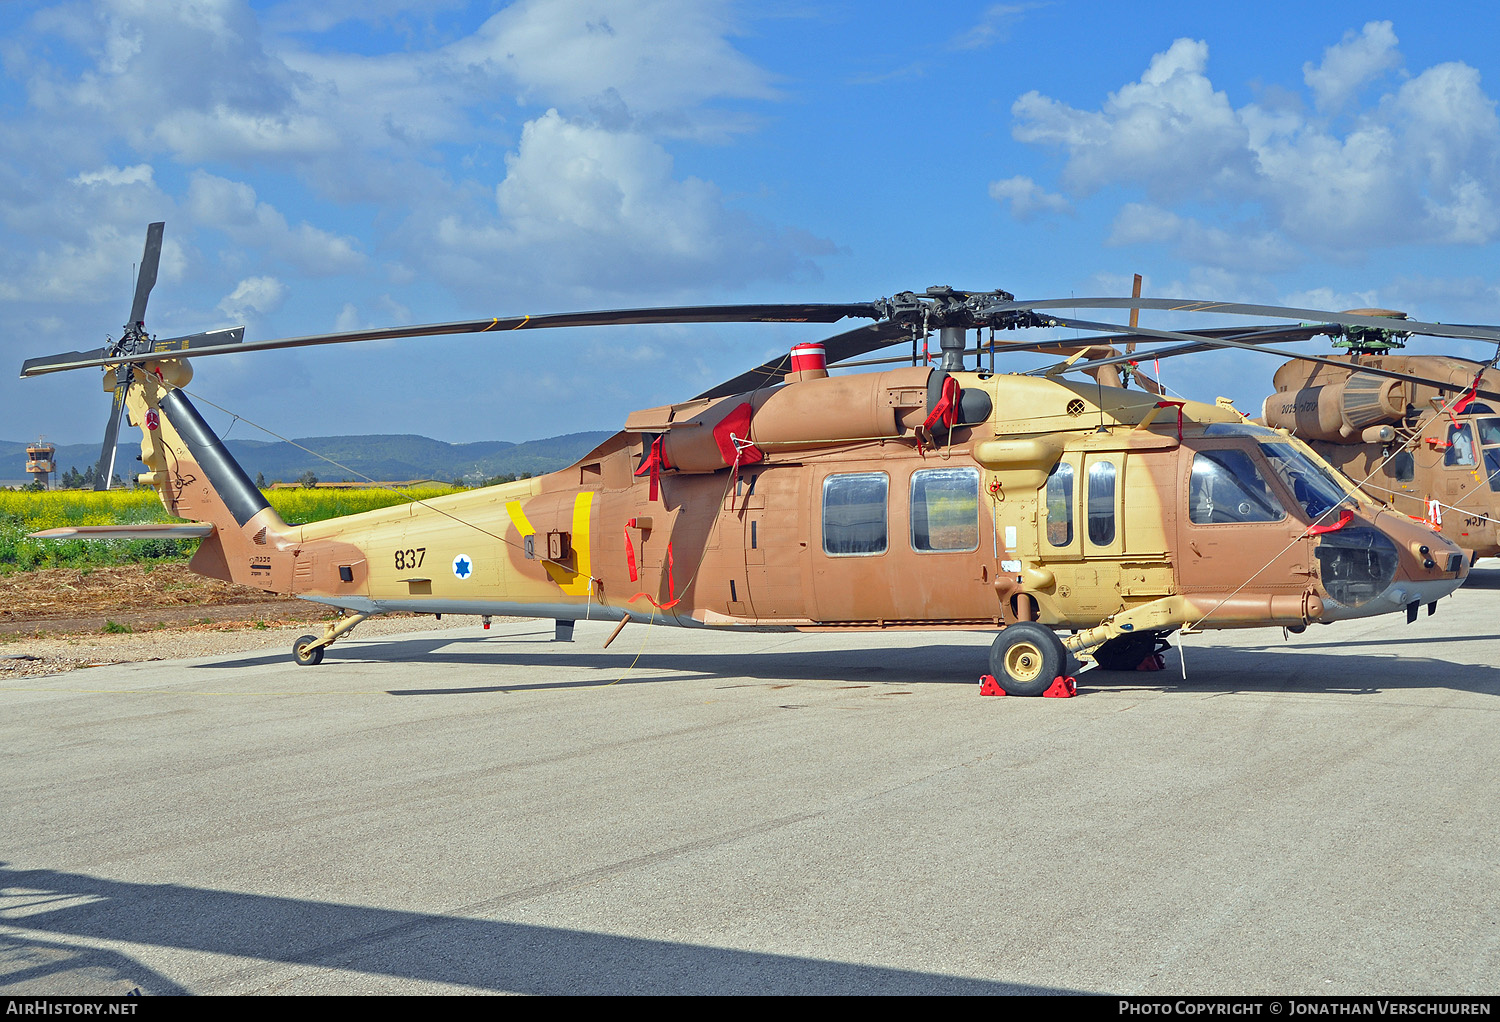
[19,224,1487,694]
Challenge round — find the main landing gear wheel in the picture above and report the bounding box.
[293,634,324,666]
[990,622,1067,697]
[1091,631,1164,671]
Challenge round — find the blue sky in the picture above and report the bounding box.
[3,1,1499,448]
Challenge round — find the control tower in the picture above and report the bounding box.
[25,438,55,489]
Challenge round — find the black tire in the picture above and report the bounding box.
[1092,632,1158,672]
[989,622,1066,696]
[293,634,325,666]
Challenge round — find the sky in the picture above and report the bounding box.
[2,0,1499,449]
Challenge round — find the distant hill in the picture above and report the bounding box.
[1,430,615,487]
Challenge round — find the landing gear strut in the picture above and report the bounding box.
[291,611,368,666]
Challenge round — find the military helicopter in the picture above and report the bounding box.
[1262,331,1500,560]
[19,224,1486,694]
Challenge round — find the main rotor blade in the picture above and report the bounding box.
[693,321,910,400]
[993,297,1500,345]
[1030,323,1337,363]
[1040,315,1500,404]
[20,303,885,377]
[93,383,127,491]
[697,320,1337,394]
[128,222,164,327]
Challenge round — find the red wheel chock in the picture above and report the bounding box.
[1135,653,1166,671]
[1043,676,1077,698]
[979,675,1077,697]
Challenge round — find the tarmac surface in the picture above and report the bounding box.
[4,571,1500,996]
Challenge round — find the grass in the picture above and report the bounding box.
[102,620,133,634]
[0,485,462,574]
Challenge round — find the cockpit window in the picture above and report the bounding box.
[1477,417,1500,447]
[1259,442,1357,520]
[1189,449,1286,524]
[1470,418,1500,492]
[1446,423,1476,467]
[1202,422,1281,439]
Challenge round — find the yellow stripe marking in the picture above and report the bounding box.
[480,318,500,332]
[506,495,592,596]
[510,315,531,330]
[505,500,535,536]
[562,491,593,596]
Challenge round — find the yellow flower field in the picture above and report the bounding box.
[0,486,461,573]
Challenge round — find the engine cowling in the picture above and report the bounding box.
[1262,372,1405,442]
[629,366,993,475]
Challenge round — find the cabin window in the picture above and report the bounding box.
[1188,449,1285,524]
[1086,461,1116,546]
[1391,451,1415,483]
[822,472,888,556]
[1045,462,1073,546]
[910,467,980,552]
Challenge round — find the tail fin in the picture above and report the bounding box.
[126,363,296,591]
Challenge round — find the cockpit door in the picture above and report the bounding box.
[1177,443,1309,597]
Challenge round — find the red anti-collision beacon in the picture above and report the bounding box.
[786,343,829,384]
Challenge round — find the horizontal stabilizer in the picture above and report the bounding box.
[29,523,215,540]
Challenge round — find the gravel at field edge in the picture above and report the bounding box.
[0,614,514,677]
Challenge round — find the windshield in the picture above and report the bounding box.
[1470,418,1500,492]
[1259,441,1358,520]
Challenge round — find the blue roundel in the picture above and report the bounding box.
[452,554,474,580]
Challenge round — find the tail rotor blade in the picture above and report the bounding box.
[20,347,110,377]
[93,383,127,491]
[148,325,245,355]
[127,222,164,327]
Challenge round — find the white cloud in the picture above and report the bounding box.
[185,171,364,274]
[0,219,189,308]
[1280,286,1383,312]
[218,275,287,319]
[72,164,154,187]
[262,0,467,34]
[989,175,1071,219]
[951,4,1042,51]
[1014,39,1254,201]
[24,0,324,161]
[1010,27,1500,263]
[446,0,776,133]
[1303,21,1401,113]
[428,110,831,296]
[334,302,361,332]
[1108,203,1298,271]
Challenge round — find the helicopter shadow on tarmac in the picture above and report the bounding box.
[0,864,1061,996]
[195,631,994,692]
[1454,565,1500,590]
[194,626,1500,700]
[1085,640,1500,698]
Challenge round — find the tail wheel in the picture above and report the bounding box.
[990,622,1066,696]
[293,634,325,667]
